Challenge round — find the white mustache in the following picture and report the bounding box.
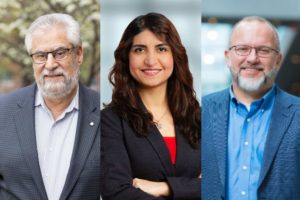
[240,65,264,71]
[42,68,66,78]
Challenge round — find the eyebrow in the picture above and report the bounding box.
[131,44,146,49]
[32,46,68,54]
[131,43,169,49]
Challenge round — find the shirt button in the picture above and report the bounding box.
[247,118,251,122]
[261,109,264,113]
[242,165,248,170]
[49,147,53,152]
[244,141,249,146]
[241,191,246,196]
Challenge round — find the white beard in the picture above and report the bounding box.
[229,65,278,93]
[237,74,266,92]
[36,67,79,100]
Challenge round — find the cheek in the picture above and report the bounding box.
[64,60,79,76]
[228,57,244,69]
[129,53,140,66]
[33,66,42,77]
[160,55,174,70]
[267,60,279,70]
[128,65,135,78]
[129,55,141,75]
[128,63,137,81]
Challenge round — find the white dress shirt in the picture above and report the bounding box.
[35,88,79,200]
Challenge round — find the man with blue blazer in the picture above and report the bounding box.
[0,13,100,199]
[202,16,300,200]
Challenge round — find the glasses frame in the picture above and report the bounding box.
[30,46,76,64]
[229,45,279,58]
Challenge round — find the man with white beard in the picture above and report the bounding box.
[202,16,300,200]
[0,13,100,200]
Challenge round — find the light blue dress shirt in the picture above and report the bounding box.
[226,85,276,200]
[35,88,79,200]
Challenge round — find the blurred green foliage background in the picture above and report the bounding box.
[0,0,100,94]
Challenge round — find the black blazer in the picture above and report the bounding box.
[0,84,100,200]
[100,107,201,200]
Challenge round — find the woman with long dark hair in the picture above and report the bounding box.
[101,12,201,200]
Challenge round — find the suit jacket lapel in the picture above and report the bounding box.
[173,128,198,173]
[135,98,174,176]
[60,85,100,199]
[211,90,230,189]
[258,87,294,187]
[146,126,175,176]
[14,84,48,199]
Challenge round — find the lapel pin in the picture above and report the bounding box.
[89,122,94,127]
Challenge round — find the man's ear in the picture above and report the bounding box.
[275,52,282,70]
[77,46,84,64]
[225,49,230,67]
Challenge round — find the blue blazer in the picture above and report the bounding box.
[100,107,201,200]
[202,86,300,200]
[0,84,100,200]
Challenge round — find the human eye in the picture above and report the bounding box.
[157,45,170,53]
[258,47,271,55]
[54,48,68,59]
[236,45,250,52]
[33,53,47,61]
[158,46,168,52]
[131,46,145,54]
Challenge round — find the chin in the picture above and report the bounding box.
[237,76,266,92]
[39,81,76,100]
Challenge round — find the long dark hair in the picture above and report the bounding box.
[107,12,200,147]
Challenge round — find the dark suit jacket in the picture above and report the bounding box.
[100,107,201,200]
[202,86,300,200]
[0,84,100,200]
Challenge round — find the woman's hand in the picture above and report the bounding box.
[132,178,171,197]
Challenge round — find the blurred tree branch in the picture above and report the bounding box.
[0,0,100,90]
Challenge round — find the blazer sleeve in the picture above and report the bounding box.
[100,109,165,200]
[167,177,201,200]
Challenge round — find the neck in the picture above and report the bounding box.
[43,86,78,120]
[232,83,272,105]
[138,85,168,109]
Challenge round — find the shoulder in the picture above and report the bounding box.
[0,84,35,108]
[101,106,127,137]
[101,106,121,121]
[275,87,300,108]
[202,88,229,105]
[79,84,100,112]
[80,84,99,101]
[0,85,35,124]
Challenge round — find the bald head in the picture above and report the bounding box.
[229,16,280,51]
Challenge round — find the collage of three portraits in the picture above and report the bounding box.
[1,0,300,200]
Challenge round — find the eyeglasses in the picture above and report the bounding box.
[30,47,75,64]
[229,45,279,58]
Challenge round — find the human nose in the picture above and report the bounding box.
[144,51,157,66]
[44,53,58,70]
[246,48,259,63]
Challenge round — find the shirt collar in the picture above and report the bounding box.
[229,85,276,112]
[35,87,79,113]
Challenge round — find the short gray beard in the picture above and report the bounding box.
[229,65,277,92]
[36,67,79,100]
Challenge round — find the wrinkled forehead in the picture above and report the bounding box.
[31,27,69,52]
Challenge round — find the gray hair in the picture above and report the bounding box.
[25,13,81,53]
[229,16,280,50]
